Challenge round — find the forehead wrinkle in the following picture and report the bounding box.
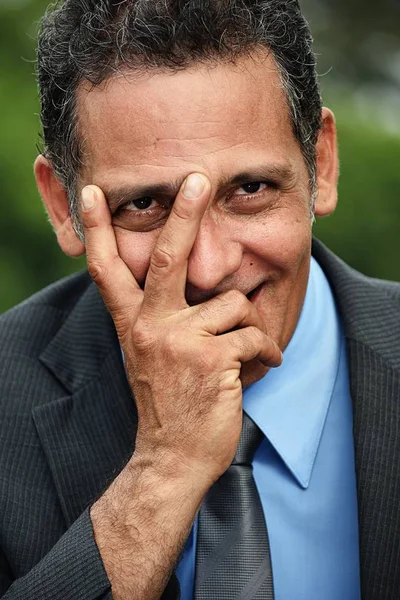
[127,135,257,168]
[169,141,256,159]
[77,52,297,187]
[153,134,224,145]
[78,82,276,169]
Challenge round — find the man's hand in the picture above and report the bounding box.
[81,173,281,484]
[82,173,282,600]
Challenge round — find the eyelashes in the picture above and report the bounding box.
[116,181,277,217]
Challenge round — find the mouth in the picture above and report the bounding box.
[186,281,267,306]
[246,281,266,303]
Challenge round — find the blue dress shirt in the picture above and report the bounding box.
[176,257,361,599]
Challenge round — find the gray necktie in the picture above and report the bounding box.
[193,412,275,599]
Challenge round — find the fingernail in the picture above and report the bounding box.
[81,187,96,211]
[183,174,206,199]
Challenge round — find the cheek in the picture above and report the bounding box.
[240,206,311,273]
[114,227,159,287]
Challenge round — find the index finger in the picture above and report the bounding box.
[143,173,212,313]
[81,185,143,323]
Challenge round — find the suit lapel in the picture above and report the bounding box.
[346,340,400,600]
[33,279,181,599]
[33,281,137,527]
[313,239,400,600]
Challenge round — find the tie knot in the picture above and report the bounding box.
[231,412,264,466]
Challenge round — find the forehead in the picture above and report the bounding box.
[77,51,301,184]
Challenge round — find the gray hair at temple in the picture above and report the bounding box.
[37,0,323,241]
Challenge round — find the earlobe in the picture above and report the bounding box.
[34,155,85,257]
[313,108,339,218]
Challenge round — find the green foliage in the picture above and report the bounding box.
[0,0,399,314]
[314,112,400,280]
[0,0,86,314]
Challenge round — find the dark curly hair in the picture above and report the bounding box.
[37,0,322,239]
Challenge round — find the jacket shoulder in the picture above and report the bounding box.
[0,270,91,350]
[369,276,400,304]
[0,271,92,409]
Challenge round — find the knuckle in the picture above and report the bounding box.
[87,254,120,287]
[150,245,178,272]
[87,260,106,285]
[224,289,247,309]
[247,326,265,345]
[172,202,194,222]
[131,319,156,349]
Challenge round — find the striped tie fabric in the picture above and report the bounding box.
[193,412,274,599]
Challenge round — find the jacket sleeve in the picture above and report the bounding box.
[0,508,113,600]
[0,507,181,600]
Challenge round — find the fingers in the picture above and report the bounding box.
[192,290,267,336]
[143,173,211,313]
[81,185,143,324]
[221,326,283,368]
[191,289,282,368]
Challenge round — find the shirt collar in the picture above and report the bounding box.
[243,257,342,489]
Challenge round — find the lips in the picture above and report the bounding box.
[246,282,266,303]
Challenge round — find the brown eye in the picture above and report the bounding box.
[242,182,264,194]
[233,182,268,196]
[125,197,155,211]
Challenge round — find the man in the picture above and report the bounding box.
[1,0,399,598]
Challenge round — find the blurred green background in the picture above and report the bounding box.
[1,0,399,313]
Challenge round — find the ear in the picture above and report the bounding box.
[313,107,339,217]
[34,155,85,257]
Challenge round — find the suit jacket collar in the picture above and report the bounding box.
[312,238,400,367]
[33,241,400,600]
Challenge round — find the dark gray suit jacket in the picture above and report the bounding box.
[0,239,400,600]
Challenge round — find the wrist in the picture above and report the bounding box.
[126,448,213,502]
[91,446,209,599]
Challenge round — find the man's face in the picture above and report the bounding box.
[47,51,336,362]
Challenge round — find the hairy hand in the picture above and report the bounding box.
[81,173,282,485]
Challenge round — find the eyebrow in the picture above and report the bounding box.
[104,163,295,210]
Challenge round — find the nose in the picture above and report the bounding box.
[185,212,243,299]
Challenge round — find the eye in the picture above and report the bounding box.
[124,197,157,211]
[233,182,269,196]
